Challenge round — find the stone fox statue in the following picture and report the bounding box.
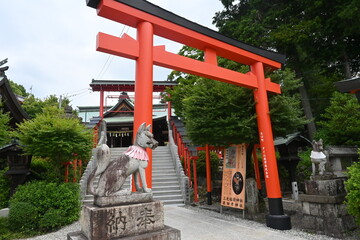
[88,123,158,196]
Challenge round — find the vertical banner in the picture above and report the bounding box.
[221,144,246,209]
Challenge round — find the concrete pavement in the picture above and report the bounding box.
[164,206,338,240]
[21,205,341,240]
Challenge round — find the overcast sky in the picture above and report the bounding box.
[1,0,224,109]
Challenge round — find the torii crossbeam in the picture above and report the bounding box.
[86,0,291,230]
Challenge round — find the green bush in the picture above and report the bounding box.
[8,202,38,233]
[195,151,220,180]
[27,158,61,183]
[9,181,80,232]
[0,168,10,208]
[0,217,10,237]
[39,209,67,231]
[345,160,360,225]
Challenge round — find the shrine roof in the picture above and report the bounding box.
[334,78,360,93]
[274,132,311,146]
[90,79,177,92]
[104,115,166,124]
[0,77,29,126]
[86,0,285,67]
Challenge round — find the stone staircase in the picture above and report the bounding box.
[83,145,184,205]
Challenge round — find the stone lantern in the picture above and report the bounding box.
[0,140,32,196]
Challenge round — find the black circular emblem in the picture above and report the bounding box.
[232,172,244,195]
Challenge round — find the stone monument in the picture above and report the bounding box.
[298,140,357,237]
[68,123,181,240]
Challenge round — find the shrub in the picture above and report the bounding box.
[39,209,67,232]
[297,149,312,177]
[8,202,38,233]
[27,158,61,183]
[345,160,360,225]
[195,151,220,180]
[9,181,80,232]
[0,168,10,208]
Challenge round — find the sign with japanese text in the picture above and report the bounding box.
[221,144,246,209]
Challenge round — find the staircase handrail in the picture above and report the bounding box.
[168,125,190,204]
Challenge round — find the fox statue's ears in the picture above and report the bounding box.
[137,122,152,133]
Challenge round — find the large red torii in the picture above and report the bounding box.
[86,0,291,230]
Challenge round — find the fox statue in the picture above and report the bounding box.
[87,122,158,196]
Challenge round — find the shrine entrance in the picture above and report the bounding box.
[86,0,291,230]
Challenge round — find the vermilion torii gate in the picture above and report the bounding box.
[86,0,291,230]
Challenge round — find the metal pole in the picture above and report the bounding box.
[100,91,104,118]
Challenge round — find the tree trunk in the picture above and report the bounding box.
[299,85,316,140]
[343,51,352,79]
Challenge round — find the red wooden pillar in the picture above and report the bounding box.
[167,93,172,121]
[73,159,78,183]
[252,145,262,190]
[134,21,154,188]
[78,159,83,176]
[205,144,212,205]
[185,148,191,186]
[251,62,291,230]
[192,156,199,203]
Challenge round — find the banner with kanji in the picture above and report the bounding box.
[221,144,246,209]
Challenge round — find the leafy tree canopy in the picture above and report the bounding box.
[213,0,360,119]
[22,94,70,119]
[315,92,360,146]
[0,110,11,146]
[13,106,93,178]
[166,47,307,146]
[8,79,29,98]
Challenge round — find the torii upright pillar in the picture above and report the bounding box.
[133,21,154,188]
[252,62,291,230]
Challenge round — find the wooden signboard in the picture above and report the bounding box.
[221,144,246,209]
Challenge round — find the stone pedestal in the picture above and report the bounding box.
[68,225,181,240]
[299,178,357,237]
[68,200,180,240]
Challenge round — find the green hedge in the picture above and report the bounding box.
[0,168,10,208]
[27,158,61,183]
[9,181,80,232]
[345,160,360,226]
[8,202,38,233]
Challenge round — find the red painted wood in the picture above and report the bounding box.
[97,0,282,69]
[133,21,154,188]
[205,144,212,193]
[96,33,281,94]
[252,62,282,198]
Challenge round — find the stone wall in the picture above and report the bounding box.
[298,178,357,237]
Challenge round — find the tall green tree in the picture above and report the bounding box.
[213,0,360,137]
[166,47,306,146]
[14,106,93,179]
[0,110,11,146]
[316,92,360,146]
[22,94,70,119]
[8,79,29,98]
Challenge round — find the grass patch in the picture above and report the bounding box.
[0,217,38,240]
